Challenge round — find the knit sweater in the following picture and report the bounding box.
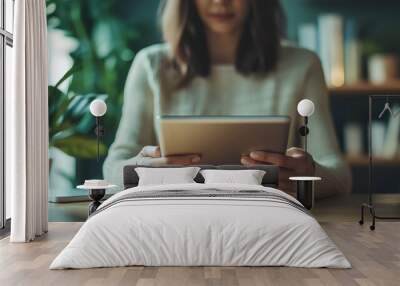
[103,43,351,197]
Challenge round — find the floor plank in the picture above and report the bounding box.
[1,222,399,286]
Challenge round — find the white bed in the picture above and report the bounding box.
[50,183,351,269]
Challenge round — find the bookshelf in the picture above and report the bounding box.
[346,156,400,167]
[328,88,400,193]
[329,82,400,96]
[282,0,400,195]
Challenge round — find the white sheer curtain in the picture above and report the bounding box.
[7,0,48,242]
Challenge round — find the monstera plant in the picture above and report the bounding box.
[49,66,107,160]
[46,0,156,181]
[46,0,154,145]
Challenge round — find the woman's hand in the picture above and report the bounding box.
[241,147,315,197]
[135,146,201,166]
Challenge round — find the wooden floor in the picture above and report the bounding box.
[1,222,400,286]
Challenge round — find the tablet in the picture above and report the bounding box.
[158,115,291,165]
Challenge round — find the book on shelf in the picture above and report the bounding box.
[344,20,362,84]
[382,105,400,159]
[318,14,345,87]
[298,14,365,88]
[343,123,363,156]
[371,121,386,157]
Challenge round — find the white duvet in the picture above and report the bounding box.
[50,183,351,269]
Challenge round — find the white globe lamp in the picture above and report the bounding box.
[297,99,315,153]
[89,99,107,162]
[90,99,107,117]
[297,99,315,117]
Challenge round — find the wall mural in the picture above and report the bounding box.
[47,0,400,201]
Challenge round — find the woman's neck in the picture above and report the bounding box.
[206,30,241,65]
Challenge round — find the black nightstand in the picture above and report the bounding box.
[289,177,322,210]
[77,183,118,215]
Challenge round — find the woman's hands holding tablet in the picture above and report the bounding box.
[241,147,315,197]
[135,146,201,166]
[134,145,314,196]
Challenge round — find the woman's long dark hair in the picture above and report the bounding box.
[161,0,286,86]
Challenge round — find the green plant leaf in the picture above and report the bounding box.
[48,86,72,137]
[55,63,82,88]
[48,86,68,116]
[52,135,107,159]
[65,93,107,120]
[46,0,152,156]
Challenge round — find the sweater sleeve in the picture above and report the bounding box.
[303,55,352,198]
[103,51,157,187]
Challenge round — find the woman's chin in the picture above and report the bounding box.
[208,24,240,35]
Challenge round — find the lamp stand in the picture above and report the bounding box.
[94,116,105,163]
[299,116,309,154]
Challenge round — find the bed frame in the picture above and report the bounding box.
[123,165,279,190]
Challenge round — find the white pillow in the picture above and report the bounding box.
[135,167,201,186]
[200,169,266,185]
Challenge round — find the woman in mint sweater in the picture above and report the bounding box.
[103,0,351,198]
